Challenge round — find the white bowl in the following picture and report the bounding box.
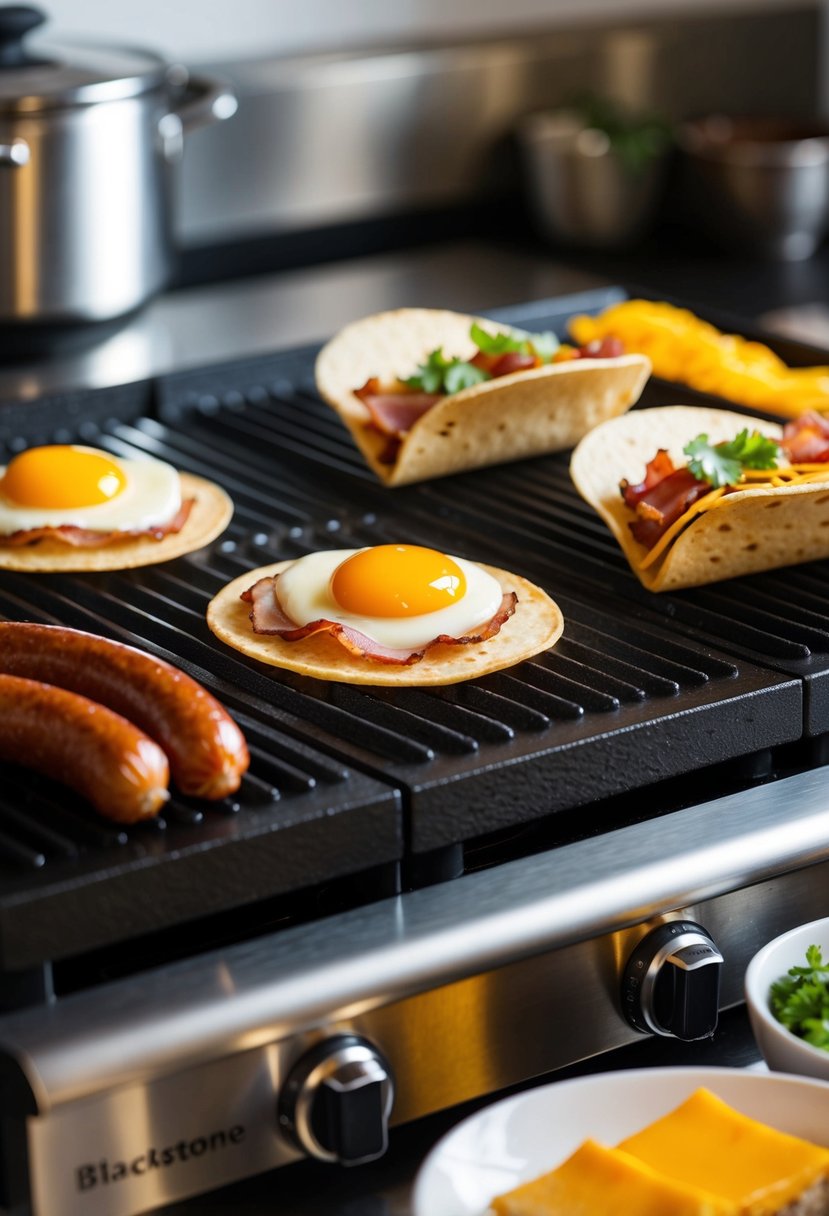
[745,916,829,1080]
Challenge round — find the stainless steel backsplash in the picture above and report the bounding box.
[175,4,821,248]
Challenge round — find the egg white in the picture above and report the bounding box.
[276,548,505,649]
[0,450,182,534]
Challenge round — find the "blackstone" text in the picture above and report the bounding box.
[75,1125,246,1190]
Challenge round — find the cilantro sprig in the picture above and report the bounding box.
[770,944,829,1051]
[684,429,781,488]
[405,323,560,394]
[469,322,560,363]
[405,348,489,394]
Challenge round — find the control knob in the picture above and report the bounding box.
[279,1035,394,1166]
[621,920,723,1040]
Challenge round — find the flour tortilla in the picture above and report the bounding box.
[207,558,564,687]
[315,308,652,486]
[0,473,233,572]
[570,405,829,592]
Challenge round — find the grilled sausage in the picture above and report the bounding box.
[0,622,249,799]
[0,674,169,823]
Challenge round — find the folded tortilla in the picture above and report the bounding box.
[315,308,651,486]
[570,405,829,592]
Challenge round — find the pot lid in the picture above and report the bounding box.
[0,5,169,113]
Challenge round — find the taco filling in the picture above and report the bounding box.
[355,323,625,464]
[315,307,650,487]
[625,412,829,568]
[569,404,829,592]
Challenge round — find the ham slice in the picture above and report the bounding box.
[2,498,195,548]
[354,378,442,436]
[241,575,517,666]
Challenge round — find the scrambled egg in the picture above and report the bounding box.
[569,299,829,416]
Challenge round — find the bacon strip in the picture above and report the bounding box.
[470,351,540,376]
[1,499,195,548]
[782,411,829,463]
[241,576,517,666]
[621,449,677,506]
[620,453,711,549]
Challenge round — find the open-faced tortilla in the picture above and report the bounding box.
[206,557,564,687]
[0,473,233,573]
[570,405,829,592]
[315,308,652,486]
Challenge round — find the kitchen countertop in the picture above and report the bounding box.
[0,243,605,403]
[4,230,829,405]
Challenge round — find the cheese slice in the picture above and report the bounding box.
[489,1137,736,1215]
[619,1088,829,1215]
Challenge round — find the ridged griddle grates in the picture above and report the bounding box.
[0,288,821,965]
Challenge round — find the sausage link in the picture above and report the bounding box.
[0,674,169,823]
[0,622,249,799]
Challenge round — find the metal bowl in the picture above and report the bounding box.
[678,115,829,261]
[517,110,669,250]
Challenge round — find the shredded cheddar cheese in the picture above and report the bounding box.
[570,300,829,417]
[635,464,829,569]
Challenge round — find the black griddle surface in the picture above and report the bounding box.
[0,286,819,970]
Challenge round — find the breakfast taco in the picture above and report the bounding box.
[0,443,232,572]
[206,543,564,687]
[570,405,829,592]
[315,307,651,486]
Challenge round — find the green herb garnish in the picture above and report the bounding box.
[469,322,559,362]
[769,944,829,1051]
[406,324,559,393]
[684,429,781,489]
[405,347,489,394]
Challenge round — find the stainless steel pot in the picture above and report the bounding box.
[0,5,237,325]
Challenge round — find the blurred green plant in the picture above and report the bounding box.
[567,94,673,174]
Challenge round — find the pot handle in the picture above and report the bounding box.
[170,72,238,134]
[159,71,237,161]
[0,137,28,166]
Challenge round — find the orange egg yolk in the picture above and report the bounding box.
[331,545,467,617]
[0,446,127,508]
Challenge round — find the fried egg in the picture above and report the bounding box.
[277,544,505,648]
[0,445,181,534]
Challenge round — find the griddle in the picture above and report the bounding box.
[0,286,823,976]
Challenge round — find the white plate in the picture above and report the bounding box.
[412,1066,829,1216]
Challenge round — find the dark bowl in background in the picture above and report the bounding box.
[678,115,829,260]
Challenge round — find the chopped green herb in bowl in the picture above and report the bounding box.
[745,919,829,1080]
[769,945,829,1051]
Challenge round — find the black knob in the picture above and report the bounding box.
[0,6,46,68]
[621,920,723,1040]
[279,1035,394,1166]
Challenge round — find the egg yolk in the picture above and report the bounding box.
[331,545,467,617]
[0,446,127,508]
